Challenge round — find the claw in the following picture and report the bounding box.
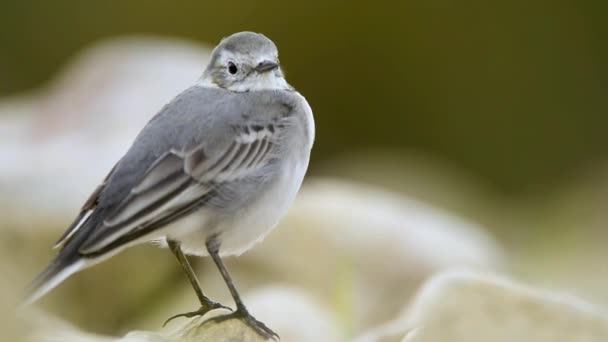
[202,307,279,340]
[163,300,232,327]
[163,310,199,327]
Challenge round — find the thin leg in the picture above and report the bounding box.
[204,238,279,340]
[168,239,212,306]
[163,239,230,326]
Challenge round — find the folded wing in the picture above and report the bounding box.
[78,124,277,255]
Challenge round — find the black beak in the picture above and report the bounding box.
[255,60,279,73]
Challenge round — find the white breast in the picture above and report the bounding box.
[211,93,314,256]
[213,154,309,256]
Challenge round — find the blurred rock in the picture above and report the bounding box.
[24,286,337,342]
[23,309,114,342]
[0,36,212,218]
[240,287,339,342]
[361,269,608,342]
[248,179,504,334]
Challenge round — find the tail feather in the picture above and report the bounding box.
[23,210,101,306]
[23,255,86,306]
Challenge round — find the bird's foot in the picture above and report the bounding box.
[163,299,231,327]
[204,306,279,341]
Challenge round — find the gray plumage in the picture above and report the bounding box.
[26,32,315,308]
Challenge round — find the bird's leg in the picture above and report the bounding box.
[202,237,279,341]
[163,239,230,326]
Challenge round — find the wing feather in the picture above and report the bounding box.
[238,139,262,169]
[53,164,117,249]
[78,124,279,255]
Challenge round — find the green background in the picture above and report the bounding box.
[2,0,607,195]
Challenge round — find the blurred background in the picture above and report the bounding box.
[2,1,608,341]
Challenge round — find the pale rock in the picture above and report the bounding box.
[248,179,504,333]
[358,269,608,342]
[22,287,337,342]
[23,309,114,342]
[0,36,212,220]
[242,287,340,342]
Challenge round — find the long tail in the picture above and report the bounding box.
[22,211,101,306]
[23,255,86,306]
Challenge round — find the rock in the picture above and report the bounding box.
[20,269,608,341]
[248,179,504,333]
[124,311,267,342]
[0,36,212,218]
[22,309,115,342]
[357,269,608,342]
[239,287,339,342]
[23,287,337,342]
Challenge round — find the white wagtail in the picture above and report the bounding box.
[26,31,315,340]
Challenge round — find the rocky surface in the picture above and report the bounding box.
[356,269,608,342]
[24,270,608,342]
[24,287,337,342]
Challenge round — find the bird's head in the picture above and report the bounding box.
[201,32,291,92]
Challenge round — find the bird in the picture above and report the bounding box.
[25,31,315,340]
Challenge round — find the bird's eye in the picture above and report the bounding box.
[228,62,238,75]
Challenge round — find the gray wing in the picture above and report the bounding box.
[74,86,292,256]
[53,164,118,249]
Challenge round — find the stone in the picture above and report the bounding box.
[357,269,608,342]
[22,287,337,342]
[248,179,504,333]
